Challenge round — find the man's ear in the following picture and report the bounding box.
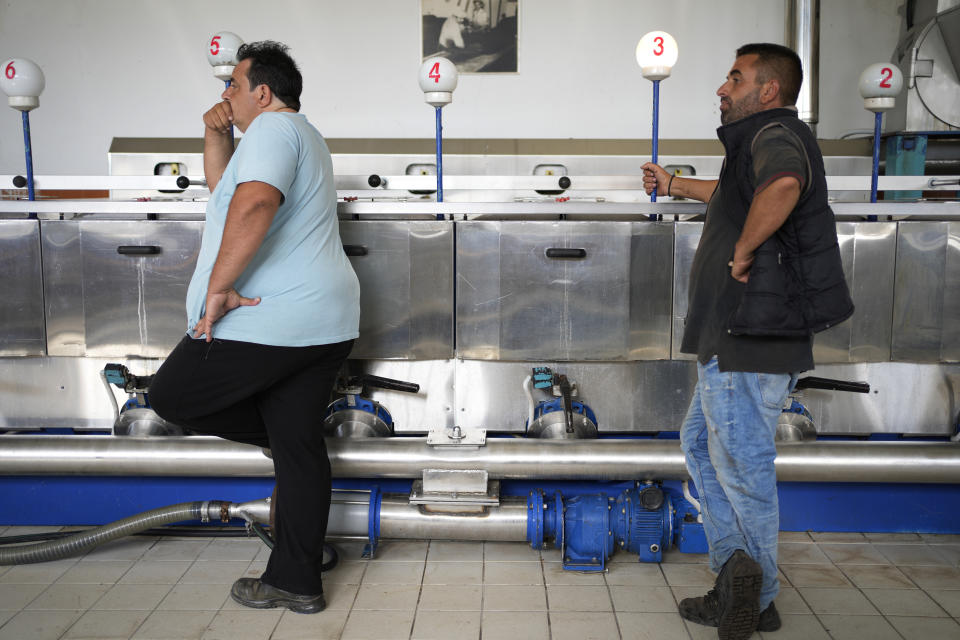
[256,84,273,107]
[761,78,781,106]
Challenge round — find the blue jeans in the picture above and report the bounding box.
[680,357,797,610]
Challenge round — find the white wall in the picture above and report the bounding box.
[0,0,902,175]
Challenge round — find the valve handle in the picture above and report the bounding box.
[360,374,420,394]
[794,376,870,394]
[175,176,208,189]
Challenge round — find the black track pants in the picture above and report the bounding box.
[150,335,353,595]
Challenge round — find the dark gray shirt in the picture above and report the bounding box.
[680,124,815,373]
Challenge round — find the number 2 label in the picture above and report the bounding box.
[210,35,221,56]
[879,66,892,88]
[653,36,664,56]
[428,62,441,83]
[4,62,15,80]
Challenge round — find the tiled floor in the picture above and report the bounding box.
[0,528,958,639]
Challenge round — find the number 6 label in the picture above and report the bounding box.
[0,58,45,105]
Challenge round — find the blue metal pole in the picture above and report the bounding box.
[21,111,35,205]
[225,80,235,148]
[651,79,660,220]
[435,106,444,219]
[868,111,882,221]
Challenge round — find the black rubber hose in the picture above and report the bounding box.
[249,523,339,572]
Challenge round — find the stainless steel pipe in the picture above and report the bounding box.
[379,496,528,541]
[786,0,820,132]
[229,492,372,538]
[0,436,958,483]
[229,493,527,542]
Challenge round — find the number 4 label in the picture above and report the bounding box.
[428,62,441,83]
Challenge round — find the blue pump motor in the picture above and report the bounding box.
[528,484,686,571]
[614,485,673,563]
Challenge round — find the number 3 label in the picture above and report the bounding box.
[210,35,221,56]
[428,62,441,83]
[653,36,664,56]
[4,62,15,80]
[879,66,892,88]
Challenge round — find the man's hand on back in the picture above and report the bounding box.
[192,288,260,342]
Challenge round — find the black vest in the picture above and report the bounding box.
[717,108,854,336]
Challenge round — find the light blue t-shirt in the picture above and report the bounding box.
[186,112,360,346]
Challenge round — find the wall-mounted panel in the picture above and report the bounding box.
[350,359,455,433]
[672,222,702,360]
[41,221,84,356]
[798,362,959,436]
[454,360,697,433]
[43,220,202,357]
[0,220,45,356]
[892,221,960,362]
[813,222,897,363]
[339,221,453,360]
[457,221,673,361]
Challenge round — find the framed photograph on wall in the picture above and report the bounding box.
[421,0,518,73]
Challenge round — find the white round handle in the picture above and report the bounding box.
[207,31,244,81]
[636,31,678,81]
[0,58,45,111]
[419,56,458,106]
[858,63,903,112]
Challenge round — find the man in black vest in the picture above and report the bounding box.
[642,43,852,639]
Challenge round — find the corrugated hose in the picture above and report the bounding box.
[0,501,226,565]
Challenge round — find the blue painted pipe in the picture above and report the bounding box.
[651,79,660,205]
[226,80,235,148]
[435,106,444,217]
[21,111,35,207]
[869,111,882,221]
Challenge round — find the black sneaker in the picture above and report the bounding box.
[679,591,780,632]
[715,550,763,640]
[678,587,721,627]
[757,602,781,632]
[230,577,325,614]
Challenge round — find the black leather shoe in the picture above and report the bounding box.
[678,587,721,627]
[679,594,779,632]
[715,550,763,640]
[230,577,325,614]
[757,602,781,632]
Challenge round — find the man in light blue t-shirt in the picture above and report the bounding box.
[151,41,359,614]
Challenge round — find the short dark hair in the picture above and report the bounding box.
[237,41,302,111]
[735,43,803,106]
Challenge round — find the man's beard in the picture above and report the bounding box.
[720,88,762,124]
